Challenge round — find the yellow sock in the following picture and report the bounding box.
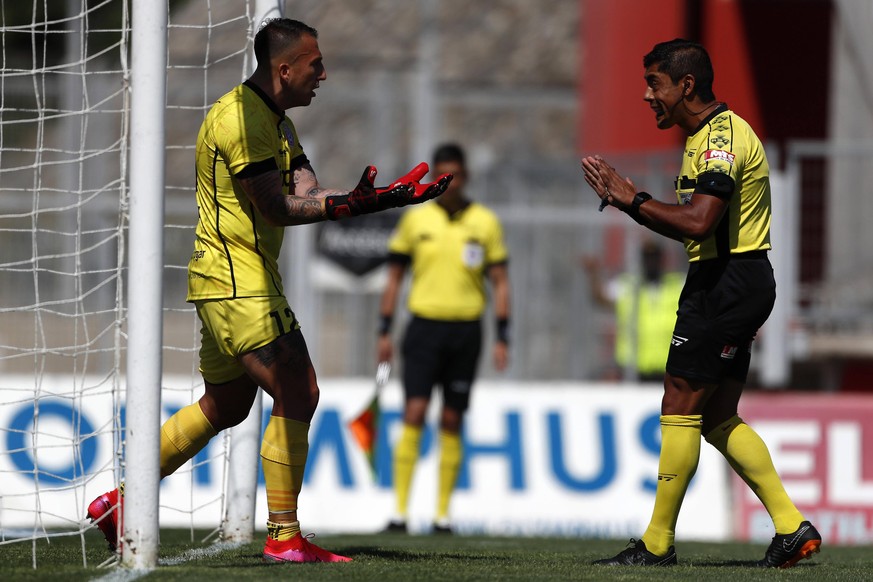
[266,519,301,542]
[436,430,463,521]
[642,414,702,556]
[393,424,423,519]
[159,402,218,476]
[705,415,804,534]
[261,416,309,514]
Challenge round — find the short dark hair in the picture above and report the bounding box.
[432,143,466,167]
[254,18,318,67]
[643,39,716,102]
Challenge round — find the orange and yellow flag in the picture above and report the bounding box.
[347,362,390,479]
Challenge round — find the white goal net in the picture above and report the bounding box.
[0,0,272,568]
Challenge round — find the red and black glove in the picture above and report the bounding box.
[391,162,454,206]
[325,164,453,220]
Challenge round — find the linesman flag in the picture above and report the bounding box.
[348,362,391,479]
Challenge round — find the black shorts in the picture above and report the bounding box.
[666,252,776,384]
[401,316,482,412]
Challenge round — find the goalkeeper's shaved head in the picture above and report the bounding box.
[254,18,318,67]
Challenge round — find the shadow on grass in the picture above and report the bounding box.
[193,546,510,568]
[695,559,820,569]
[339,546,510,562]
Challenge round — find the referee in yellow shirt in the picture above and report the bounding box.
[377,143,511,535]
[582,39,820,568]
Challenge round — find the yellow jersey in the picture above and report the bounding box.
[675,105,771,261]
[187,81,308,300]
[388,201,508,321]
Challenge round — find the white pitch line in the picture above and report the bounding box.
[158,541,244,566]
[90,542,244,582]
[90,567,150,582]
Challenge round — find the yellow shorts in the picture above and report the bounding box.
[194,296,300,384]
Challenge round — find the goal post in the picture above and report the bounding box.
[122,0,168,569]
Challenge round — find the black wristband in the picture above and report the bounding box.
[496,318,510,344]
[378,315,393,336]
[629,191,652,218]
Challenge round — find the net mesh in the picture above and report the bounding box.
[0,0,259,567]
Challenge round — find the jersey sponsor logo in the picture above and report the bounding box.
[705,149,735,165]
[671,334,688,347]
[657,473,677,482]
[720,345,738,360]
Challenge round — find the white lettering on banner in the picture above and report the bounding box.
[751,421,821,504]
[738,394,873,545]
[828,422,873,505]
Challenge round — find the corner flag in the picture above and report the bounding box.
[348,362,391,479]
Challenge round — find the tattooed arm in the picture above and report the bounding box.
[292,162,349,199]
[240,161,449,225]
[237,162,345,227]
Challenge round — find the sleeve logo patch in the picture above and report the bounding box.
[704,149,735,165]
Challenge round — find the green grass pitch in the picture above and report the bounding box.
[3,529,870,581]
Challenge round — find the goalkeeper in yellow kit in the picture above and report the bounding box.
[87,18,451,563]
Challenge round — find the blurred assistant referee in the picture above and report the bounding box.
[377,143,511,535]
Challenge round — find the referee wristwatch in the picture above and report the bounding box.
[631,191,652,214]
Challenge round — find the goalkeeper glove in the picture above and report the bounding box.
[325,164,453,220]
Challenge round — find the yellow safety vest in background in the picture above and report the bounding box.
[615,272,684,376]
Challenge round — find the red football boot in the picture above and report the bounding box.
[87,485,123,551]
[263,532,351,563]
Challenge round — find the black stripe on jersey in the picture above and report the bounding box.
[714,114,734,258]
[237,157,278,179]
[247,201,282,296]
[485,258,509,271]
[242,80,283,117]
[212,149,237,297]
[289,153,309,172]
[387,252,412,266]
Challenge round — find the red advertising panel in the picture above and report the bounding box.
[736,393,873,545]
[578,0,684,155]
